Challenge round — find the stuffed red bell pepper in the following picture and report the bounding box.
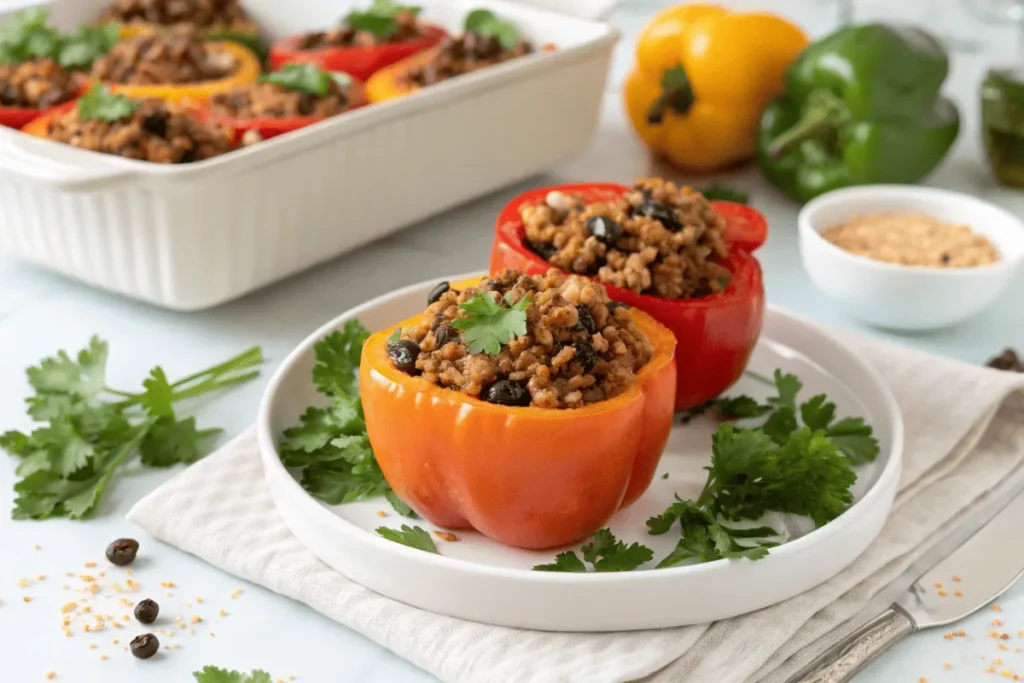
[489,179,767,412]
[204,64,366,145]
[269,1,447,81]
[360,272,677,549]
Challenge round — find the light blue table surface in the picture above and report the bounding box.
[1,1,1023,681]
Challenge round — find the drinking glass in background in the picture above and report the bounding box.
[833,0,984,52]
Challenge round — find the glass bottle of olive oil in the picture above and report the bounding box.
[982,68,1024,188]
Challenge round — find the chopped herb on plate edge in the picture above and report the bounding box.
[279,318,879,570]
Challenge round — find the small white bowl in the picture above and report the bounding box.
[799,185,1024,331]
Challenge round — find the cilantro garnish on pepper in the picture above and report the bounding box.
[464,9,519,50]
[0,9,118,70]
[260,63,350,97]
[343,0,421,41]
[450,291,530,355]
[77,85,142,122]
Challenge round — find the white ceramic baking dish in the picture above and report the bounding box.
[0,0,618,310]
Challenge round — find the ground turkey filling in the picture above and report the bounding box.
[521,178,731,300]
[45,99,232,162]
[101,0,249,28]
[406,32,533,86]
[210,78,354,119]
[389,269,654,409]
[299,11,423,49]
[0,59,78,109]
[90,28,236,85]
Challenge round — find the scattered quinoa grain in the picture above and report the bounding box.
[959,630,967,636]
[17,578,29,587]
[944,663,951,670]
[23,596,32,603]
[996,605,1004,612]
[953,575,962,582]
[939,590,948,597]
[89,644,97,650]
[34,544,41,550]
[99,654,108,661]
[1000,644,1010,652]
[45,671,55,679]
[37,574,46,581]
[160,581,175,588]
[231,589,243,599]
[84,562,96,568]
[376,510,387,518]
[996,620,1005,626]
[190,615,202,623]
[433,531,458,542]
[996,658,1005,665]
[935,582,944,589]
[989,666,998,673]
[218,609,227,617]
[956,590,963,597]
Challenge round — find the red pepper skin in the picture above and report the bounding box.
[490,183,767,412]
[1,77,89,130]
[269,25,448,81]
[202,78,368,142]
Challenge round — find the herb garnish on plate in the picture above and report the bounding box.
[279,320,415,515]
[1,337,263,520]
[376,524,438,553]
[532,370,879,571]
[534,528,653,573]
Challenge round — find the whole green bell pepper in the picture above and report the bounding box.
[757,24,960,203]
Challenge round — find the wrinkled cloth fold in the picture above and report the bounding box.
[128,331,1024,683]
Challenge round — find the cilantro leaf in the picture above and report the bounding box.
[532,528,653,573]
[0,9,116,69]
[343,0,421,40]
[77,85,142,122]
[376,524,438,553]
[312,320,370,396]
[464,9,519,50]
[386,327,402,345]
[769,370,802,411]
[650,499,776,568]
[5,339,262,520]
[716,395,772,420]
[193,666,273,683]
[532,551,586,572]
[699,184,749,204]
[450,292,530,356]
[56,23,119,70]
[260,64,332,96]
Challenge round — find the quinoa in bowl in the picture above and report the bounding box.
[90,27,236,85]
[387,269,654,410]
[520,178,732,300]
[0,59,80,109]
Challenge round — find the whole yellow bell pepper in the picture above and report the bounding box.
[624,5,808,173]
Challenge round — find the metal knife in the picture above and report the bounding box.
[790,489,1024,683]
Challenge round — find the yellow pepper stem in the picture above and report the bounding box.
[647,65,695,125]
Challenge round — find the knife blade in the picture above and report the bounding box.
[789,488,1024,683]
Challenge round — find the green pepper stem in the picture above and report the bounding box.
[767,106,835,159]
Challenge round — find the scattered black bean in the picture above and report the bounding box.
[141,112,167,137]
[574,340,597,372]
[134,599,159,624]
[634,200,680,230]
[297,92,315,116]
[434,322,459,348]
[105,538,139,566]
[427,281,450,305]
[130,633,159,660]
[607,301,631,314]
[585,215,622,244]
[526,240,558,261]
[988,348,1023,372]
[482,379,531,407]
[576,305,597,335]
[387,340,420,375]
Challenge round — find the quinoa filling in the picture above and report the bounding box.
[101,0,250,29]
[209,79,353,119]
[0,59,78,109]
[45,98,232,163]
[405,31,533,87]
[299,11,423,49]
[388,269,654,410]
[90,27,236,85]
[521,178,731,300]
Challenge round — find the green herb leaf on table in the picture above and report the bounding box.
[699,184,749,205]
[193,666,273,683]
[260,63,332,97]
[3,338,263,520]
[280,319,409,514]
[77,85,142,122]
[464,9,519,50]
[450,292,530,356]
[532,528,653,572]
[376,524,438,553]
[343,0,421,41]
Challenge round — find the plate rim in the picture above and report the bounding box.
[256,272,904,584]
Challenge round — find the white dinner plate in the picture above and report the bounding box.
[257,273,904,632]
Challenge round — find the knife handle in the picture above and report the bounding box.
[789,606,916,683]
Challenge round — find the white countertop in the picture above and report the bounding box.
[2,1,1024,681]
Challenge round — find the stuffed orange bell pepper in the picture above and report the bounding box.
[624,4,808,172]
[360,273,676,550]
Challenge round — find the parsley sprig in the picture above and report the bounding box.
[464,9,519,50]
[450,291,530,355]
[260,64,351,97]
[533,528,653,572]
[342,0,421,40]
[77,85,142,122]
[194,667,272,683]
[2,337,263,520]
[279,320,414,516]
[0,9,118,70]
[376,524,437,553]
[648,498,777,567]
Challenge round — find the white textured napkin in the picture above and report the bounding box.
[128,332,1024,683]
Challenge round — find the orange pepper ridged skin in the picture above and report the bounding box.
[625,4,809,172]
[364,48,436,103]
[359,279,677,550]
